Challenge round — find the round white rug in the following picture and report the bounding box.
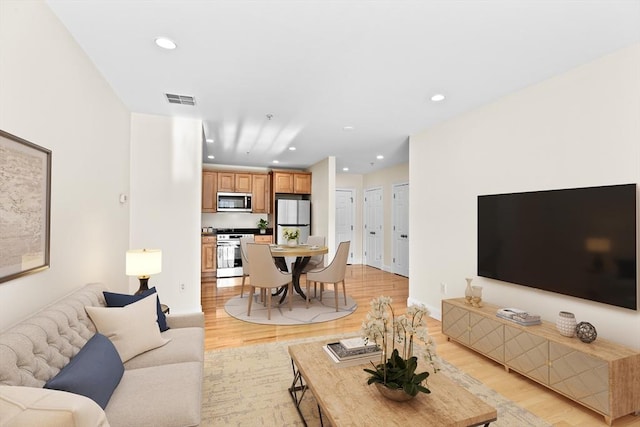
[224,290,357,325]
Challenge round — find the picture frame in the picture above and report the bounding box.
[0,130,51,283]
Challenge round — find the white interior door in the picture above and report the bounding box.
[392,183,409,277]
[364,188,383,269]
[335,189,355,263]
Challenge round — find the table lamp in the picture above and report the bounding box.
[126,249,162,295]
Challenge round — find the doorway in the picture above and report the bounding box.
[392,183,409,277]
[364,187,383,269]
[335,189,355,264]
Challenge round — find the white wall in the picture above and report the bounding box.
[363,163,409,270]
[410,44,640,348]
[130,113,202,314]
[310,157,336,256]
[0,0,131,328]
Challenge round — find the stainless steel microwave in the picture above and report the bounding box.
[217,192,252,212]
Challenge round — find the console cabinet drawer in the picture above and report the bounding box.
[549,342,609,414]
[504,325,549,384]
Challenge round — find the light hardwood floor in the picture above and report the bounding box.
[201,265,639,427]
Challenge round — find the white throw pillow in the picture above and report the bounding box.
[85,295,170,362]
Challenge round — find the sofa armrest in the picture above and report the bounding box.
[165,311,204,329]
[0,386,109,427]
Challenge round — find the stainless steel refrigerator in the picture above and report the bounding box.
[276,199,311,244]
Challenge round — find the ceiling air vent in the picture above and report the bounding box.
[165,93,196,106]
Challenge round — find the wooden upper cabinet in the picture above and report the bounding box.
[293,173,311,194]
[235,173,252,193]
[273,170,311,194]
[217,172,235,192]
[217,172,252,192]
[252,174,270,213]
[202,171,217,212]
[273,171,294,193]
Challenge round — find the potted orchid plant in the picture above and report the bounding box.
[361,296,438,400]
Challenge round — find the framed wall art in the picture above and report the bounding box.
[0,130,51,283]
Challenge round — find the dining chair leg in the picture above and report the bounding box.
[288,282,293,312]
[240,275,246,298]
[305,280,311,308]
[334,283,339,312]
[266,288,272,320]
[247,286,255,316]
[342,280,347,305]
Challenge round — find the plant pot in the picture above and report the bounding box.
[287,240,297,247]
[259,229,266,234]
[374,383,415,402]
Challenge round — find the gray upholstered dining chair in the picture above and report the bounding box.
[239,236,255,298]
[246,243,293,320]
[305,241,350,311]
[301,235,326,297]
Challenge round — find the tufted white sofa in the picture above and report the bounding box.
[0,283,204,427]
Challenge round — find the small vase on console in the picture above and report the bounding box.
[287,239,297,247]
[471,286,483,307]
[464,278,473,304]
[556,311,577,337]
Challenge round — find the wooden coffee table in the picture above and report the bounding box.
[288,340,498,427]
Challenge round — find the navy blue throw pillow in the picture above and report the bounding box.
[103,287,169,332]
[44,333,124,409]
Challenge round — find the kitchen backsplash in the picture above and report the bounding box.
[202,212,269,230]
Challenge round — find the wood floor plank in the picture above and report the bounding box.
[201,265,640,427]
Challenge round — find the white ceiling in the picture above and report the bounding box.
[46,0,640,174]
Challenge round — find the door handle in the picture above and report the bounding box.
[370,231,376,235]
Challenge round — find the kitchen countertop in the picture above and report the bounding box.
[201,228,273,236]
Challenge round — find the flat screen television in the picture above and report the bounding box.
[477,184,637,310]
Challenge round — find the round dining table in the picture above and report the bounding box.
[270,244,328,302]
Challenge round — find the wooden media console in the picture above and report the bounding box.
[442,298,640,425]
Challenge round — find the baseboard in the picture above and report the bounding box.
[407,296,442,321]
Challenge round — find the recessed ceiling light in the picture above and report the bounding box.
[431,93,445,102]
[205,138,214,143]
[207,155,215,159]
[343,167,349,172]
[272,160,279,164]
[155,37,177,50]
[376,155,384,160]
[343,126,354,131]
[289,146,296,151]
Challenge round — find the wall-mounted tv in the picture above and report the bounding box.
[477,184,637,310]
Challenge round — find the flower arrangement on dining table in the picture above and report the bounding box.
[361,296,439,397]
[282,228,300,242]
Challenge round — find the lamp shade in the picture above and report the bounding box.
[126,249,162,277]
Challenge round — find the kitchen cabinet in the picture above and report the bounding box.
[201,236,216,273]
[272,170,311,194]
[202,171,217,212]
[293,173,311,194]
[442,298,640,425]
[218,172,252,193]
[254,235,272,244]
[252,174,270,213]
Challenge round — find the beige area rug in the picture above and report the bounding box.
[201,335,553,426]
[224,291,357,325]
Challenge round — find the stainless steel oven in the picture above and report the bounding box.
[216,232,253,278]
